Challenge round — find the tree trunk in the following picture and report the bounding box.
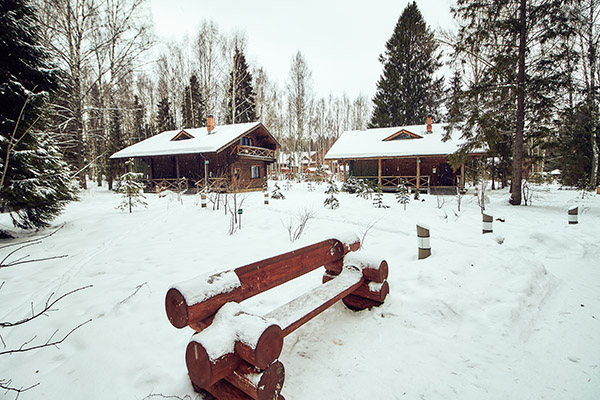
[589,0,599,189]
[510,0,527,205]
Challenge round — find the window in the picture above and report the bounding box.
[240,137,254,146]
[251,166,260,179]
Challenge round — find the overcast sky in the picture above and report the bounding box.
[150,0,456,99]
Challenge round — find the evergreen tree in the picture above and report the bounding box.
[395,180,410,210]
[0,0,77,229]
[555,103,597,188]
[225,46,256,124]
[271,182,285,199]
[341,176,361,194]
[449,0,575,204]
[182,74,205,128]
[372,184,389,208]
[133,95,146,141]
[323,180,339,209]
[156,96,175,132]
[370,1,444,128]
[116,160,147,213]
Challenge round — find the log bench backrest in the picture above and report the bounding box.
[166,237,360,329]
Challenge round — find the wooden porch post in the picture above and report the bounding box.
[148,158,154,181]
[416,157,421,192]
[175,156,180,179]
[378,159,382,186]
[460,164,465,189]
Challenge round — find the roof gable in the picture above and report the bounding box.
[171,130,195,141]
[383,129,422,141]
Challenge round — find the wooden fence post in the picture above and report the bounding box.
[416,224,431,260]
[568,207,578,224]
[201,193,207,208]
[264,191,269,205]
[482,213,493,234]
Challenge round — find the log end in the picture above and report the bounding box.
[255,324,284,369]
[165,288,189,328]
[257,361,285,400]
[186,340,212,388]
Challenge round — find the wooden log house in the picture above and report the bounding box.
[110,116,280,192]
[325,118,486,194]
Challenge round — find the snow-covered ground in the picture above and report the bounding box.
[1,182,599,399]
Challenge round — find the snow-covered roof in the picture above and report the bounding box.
[110,121,266,159]
[325,123,483,160]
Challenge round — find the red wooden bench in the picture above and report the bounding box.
[165,235,389,400]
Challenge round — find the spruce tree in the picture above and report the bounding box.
[370,1,444,128]
[372,184,389,208]
[225,46,256,124]
[324,180,339,209]
[116,160,147,213]
[182,74,205,128]
[449,0,575,204]
[395,180,410,210]
[156,96,175,132]
[0,0,76,230]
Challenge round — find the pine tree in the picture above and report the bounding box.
[449,0,575,204]
[370,1,444,128]
[271,182,285,199]
[116,160,147,213]
[323,180,339,209]
[182,74,205,128]
[156,96,175,132]
[341,176,361,194]
[372,184,389,208]
[395,180,410,210]
[225,46,256,124]
[0,0,77,230]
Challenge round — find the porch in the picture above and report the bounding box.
[339,156,466,193]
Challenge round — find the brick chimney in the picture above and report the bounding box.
[426,115,432,133]
[207,114,214,133]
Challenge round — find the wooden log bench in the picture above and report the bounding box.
[165,235,389,400]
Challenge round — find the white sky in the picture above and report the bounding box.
[150,0,456,99]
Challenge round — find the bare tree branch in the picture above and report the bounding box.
[0,379,40,399]
[0,285,93,328]
[0,318,92,356]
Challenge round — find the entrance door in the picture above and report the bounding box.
[438,163,453,186]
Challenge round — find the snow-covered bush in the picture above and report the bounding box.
[271,182,285,200]
[358,179,375,200]
[341,176,361,193]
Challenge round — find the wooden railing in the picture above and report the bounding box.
[194,177,229,192]
[237,145,275,159]
[152,178,189,193]
[354,175,431,191]
[381,175,430,189]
